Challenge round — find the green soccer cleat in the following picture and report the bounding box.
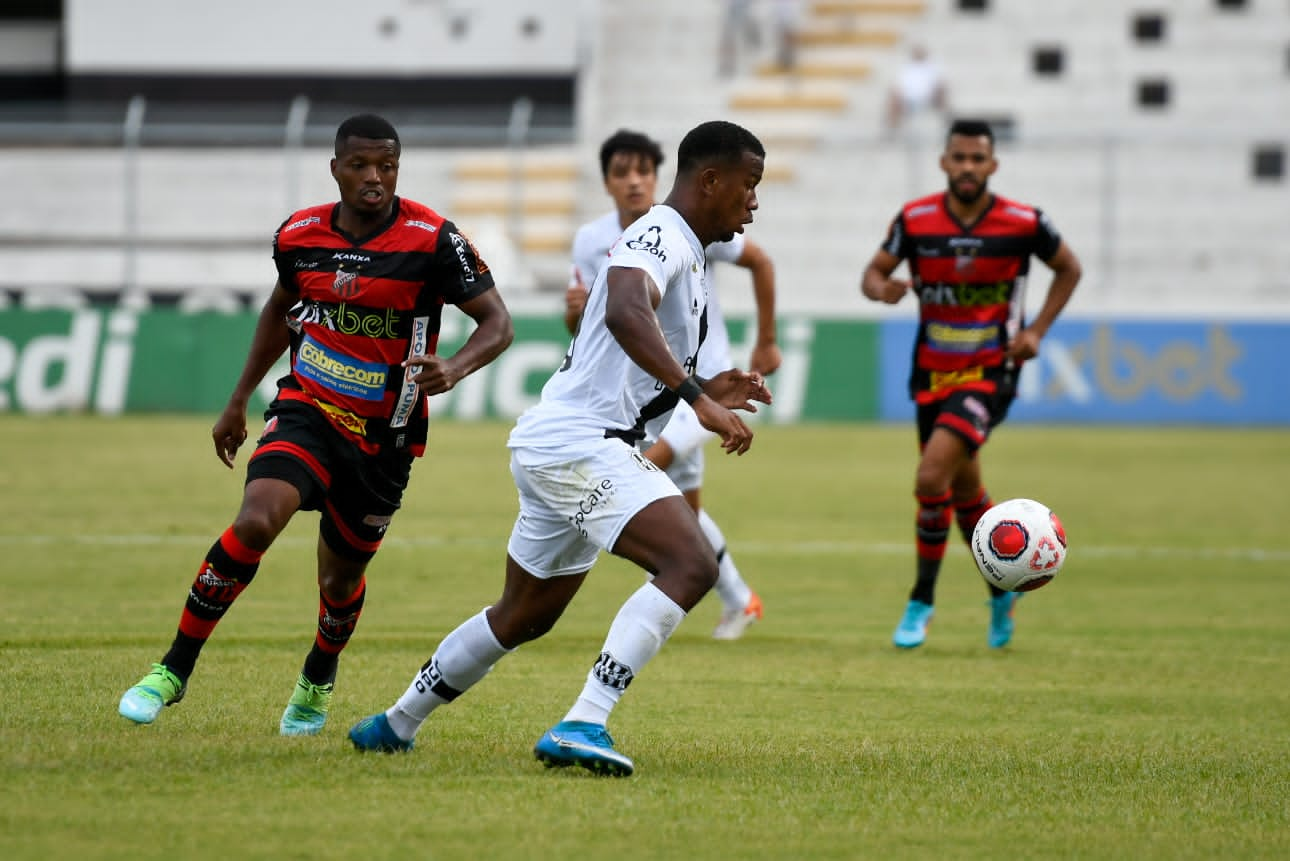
[118,663,186,725]
[280,674,335,736]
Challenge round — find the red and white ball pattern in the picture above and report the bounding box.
[970,498,1067,592]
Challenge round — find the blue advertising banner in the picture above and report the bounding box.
[878,319,1290,425]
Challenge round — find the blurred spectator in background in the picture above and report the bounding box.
[719,0,760,77]
[771,0,803,72]
[885,43,949,134]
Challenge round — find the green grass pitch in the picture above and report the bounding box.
[1,415,1287,860]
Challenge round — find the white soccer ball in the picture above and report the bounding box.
[970,498,1067,592]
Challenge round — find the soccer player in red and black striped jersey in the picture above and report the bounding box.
[118,114,514,734]
[860,118,1081,650]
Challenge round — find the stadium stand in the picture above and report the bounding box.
[0,0,1286,316]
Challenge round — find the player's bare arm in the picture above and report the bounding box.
[736,240,782,375]
[212,280,297,468]
[694,370,772,455]
[860,249,912,304]
[563,269,588,336]
[701,369,772,414]
[405,287,514,396]
[605,267,758,455]
[1007,240,1082,362]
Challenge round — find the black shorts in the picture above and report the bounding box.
[916,385,1016,454]
[246,399,413,560]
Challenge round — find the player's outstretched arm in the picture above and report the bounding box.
[605,267,757,455]
[860,249,910,305]
[563,268,588,336]
[736,239,781,375]
[701,369,772,413]
[213,280,296,468]
[405,287,514,396]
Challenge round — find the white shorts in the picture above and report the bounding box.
[506,437,683,578]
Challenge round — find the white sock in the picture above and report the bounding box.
[385,609,510,740]
[562,583,686,725]
[698,508,752,612]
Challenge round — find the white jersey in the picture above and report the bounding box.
[570,209,744,379]
[509,204,708,449]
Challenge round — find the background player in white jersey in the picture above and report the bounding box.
[565,129,780,640]
[349,121,771,776]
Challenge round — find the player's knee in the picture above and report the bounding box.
[230,510,281,551]
[488,601,560,648]
[668,548,719,597]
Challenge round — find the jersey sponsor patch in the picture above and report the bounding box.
[316,401,369,437]
[295,335,388,401]
[390,315,429,429]
[925,321,1000,354]
[929,365,985,393]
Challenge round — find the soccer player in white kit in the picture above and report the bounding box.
[566,129,780,640]
[348,121,772,776]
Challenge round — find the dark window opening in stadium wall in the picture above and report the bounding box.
[974,115,1017,142]
[0,73,577,147]
[957,0,989,11]
[0,0,60,19]
[0,1,581,147]
[1132,13,1166,43]
[1136,79,1171,109]
[1252,145,1284,181]
[1032,46,1065,77]
[1215,0,1248,10]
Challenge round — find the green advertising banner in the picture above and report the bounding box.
[0,309,881,422]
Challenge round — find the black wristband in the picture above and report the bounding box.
[674,375,704,405]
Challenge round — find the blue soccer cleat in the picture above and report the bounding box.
[533,720,634,777]
[988,591,1021,648]
[347,712,414,753]
[892,599,935,649]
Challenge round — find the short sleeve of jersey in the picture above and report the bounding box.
[432,219,496,305]
[606,219,685,299]
[271,217,299,292]
[880,212,909,259]
[704,233,746,265]
[1032,208,1063,261]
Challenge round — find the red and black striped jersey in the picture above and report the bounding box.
[881,192,1061,404]
[271,196,494,456]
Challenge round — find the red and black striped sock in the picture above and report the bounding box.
[911,490,953,605]
[301,576,367,686]
[161,526,263,680]
[955,489,1005,597]
[955,488,992,543]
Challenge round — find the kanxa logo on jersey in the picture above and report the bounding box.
[569,478,615,538]
[625,226,666,262]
